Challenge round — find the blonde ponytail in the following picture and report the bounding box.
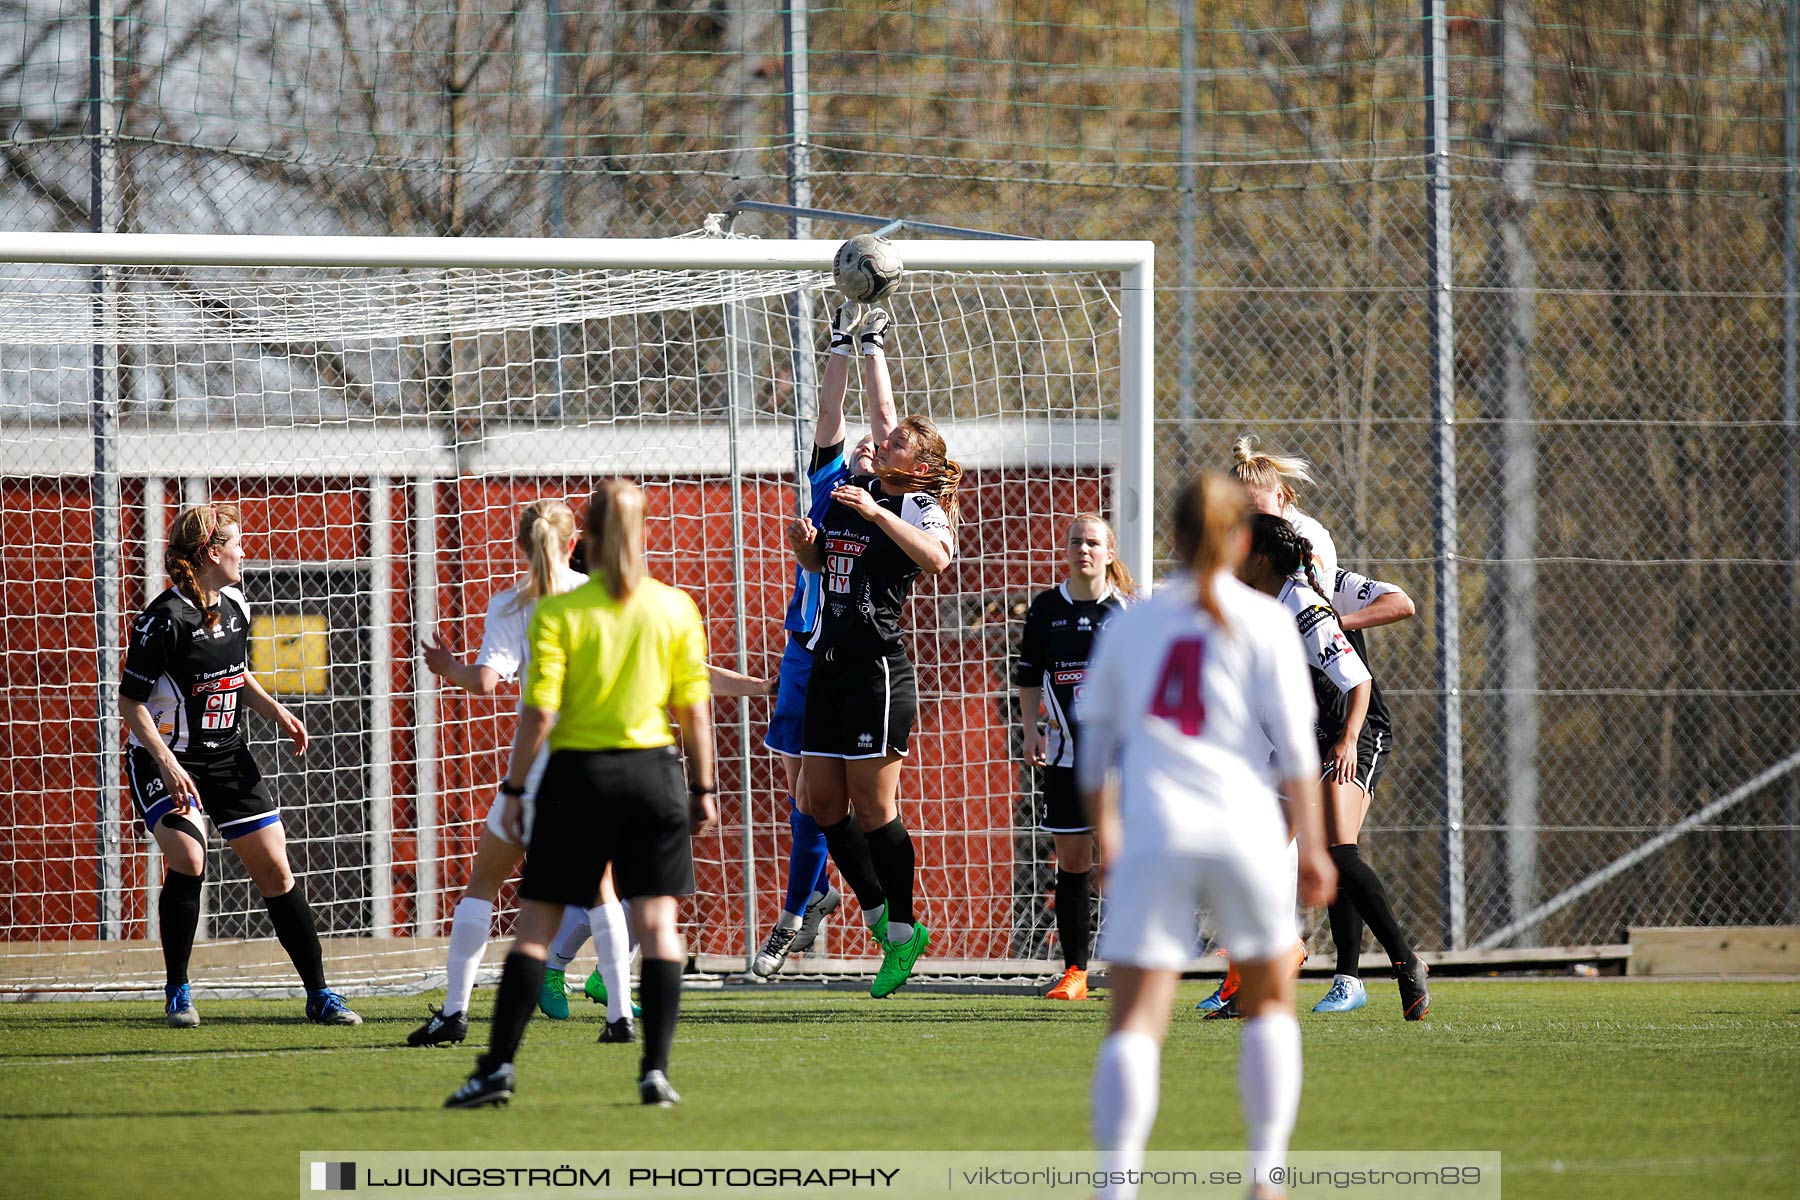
[1171,475,1249,628]
[583,479,648,600]
[514,498,578,611]
[1230,435,1313,508]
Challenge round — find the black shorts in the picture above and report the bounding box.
[1035,765,1091,833]
[802,647,917,760]
[126,743,278,840]
[1318,726,1391,798]
[518,746,696,906]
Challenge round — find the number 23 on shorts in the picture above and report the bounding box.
[1149,637,1206,736]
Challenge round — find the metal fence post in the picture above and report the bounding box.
[1424,0,1465,950]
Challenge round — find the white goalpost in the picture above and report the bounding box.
[0,230,1152,996]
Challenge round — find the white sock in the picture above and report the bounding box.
[1090,1030,1161,1200]
[443,897,494,1018]
[1238,1012,1303,1191]
[808,888,831,906]
[886,920,914,945]
[863,901,886,931]
[777,911,804,931]
[547,905,590,969]
[589,900,633,1023]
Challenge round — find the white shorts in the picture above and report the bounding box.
[1099,835,1296,970]
[484,746,551,847]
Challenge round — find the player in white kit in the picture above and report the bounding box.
[1082,476,1337,1200]
[407,500,638,1046]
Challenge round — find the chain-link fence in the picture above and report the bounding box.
[3,0,1796,954]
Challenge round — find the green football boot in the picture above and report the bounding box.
[585,969,642,1019]
[537,966,570,1020]
[870,923,929,999]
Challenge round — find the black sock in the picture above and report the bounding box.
[1054,869,1092,971]
[820,817,885,915]
[1330,843,1415,966]
[637,957,683,1079]
[478,952,545,1073]
[159,869,203,988]
[864,818,916,931]
[1327,896,1365,978]
[263,884,327,993]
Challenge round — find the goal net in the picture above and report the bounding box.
[0,229,1152,997]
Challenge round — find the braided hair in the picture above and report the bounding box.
[1248,513,1333,614]
[165,502,241,630]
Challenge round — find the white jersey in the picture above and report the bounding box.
[1283,505,1338,589]
[1077,573,1320,854]
[1331,566,1400,617]
[1278,576,1370,698]
[474,567,588,702]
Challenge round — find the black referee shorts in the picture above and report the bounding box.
[1318,726,1391,799]
[802,646,917,760]
[518,745,696,906]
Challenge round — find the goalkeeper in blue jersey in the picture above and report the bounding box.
[751,300,896,977]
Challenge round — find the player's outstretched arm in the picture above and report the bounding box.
[857,307,899,450]
[708,662,775,697]
[421,631,503,696]
[815,302,859,453]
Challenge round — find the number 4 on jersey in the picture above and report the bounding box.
[1149,637,1206,736]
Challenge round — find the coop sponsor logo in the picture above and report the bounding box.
[192,670,248,695]
[1052,669,1085,685]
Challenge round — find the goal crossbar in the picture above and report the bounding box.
[4,232,1156,589]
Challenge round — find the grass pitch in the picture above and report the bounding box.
[2,980,1795,1199]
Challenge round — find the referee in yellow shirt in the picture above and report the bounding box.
[446,479,716,1110]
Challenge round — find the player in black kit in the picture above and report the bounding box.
[1015,515,1136,1001]
[787,412,960,998]
[1241,515,1429,1020]
[119,503,360,1028]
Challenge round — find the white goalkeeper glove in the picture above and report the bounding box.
[828,300,863,357]
[828,302,891,357]
[856,306,890,356]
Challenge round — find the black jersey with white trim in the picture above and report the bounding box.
[807,476,954,656]
[120,586,256,759]
[1013,583,1126,769]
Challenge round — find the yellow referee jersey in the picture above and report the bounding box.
[523,577,710,751]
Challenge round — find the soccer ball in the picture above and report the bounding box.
[833,234,904,303]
